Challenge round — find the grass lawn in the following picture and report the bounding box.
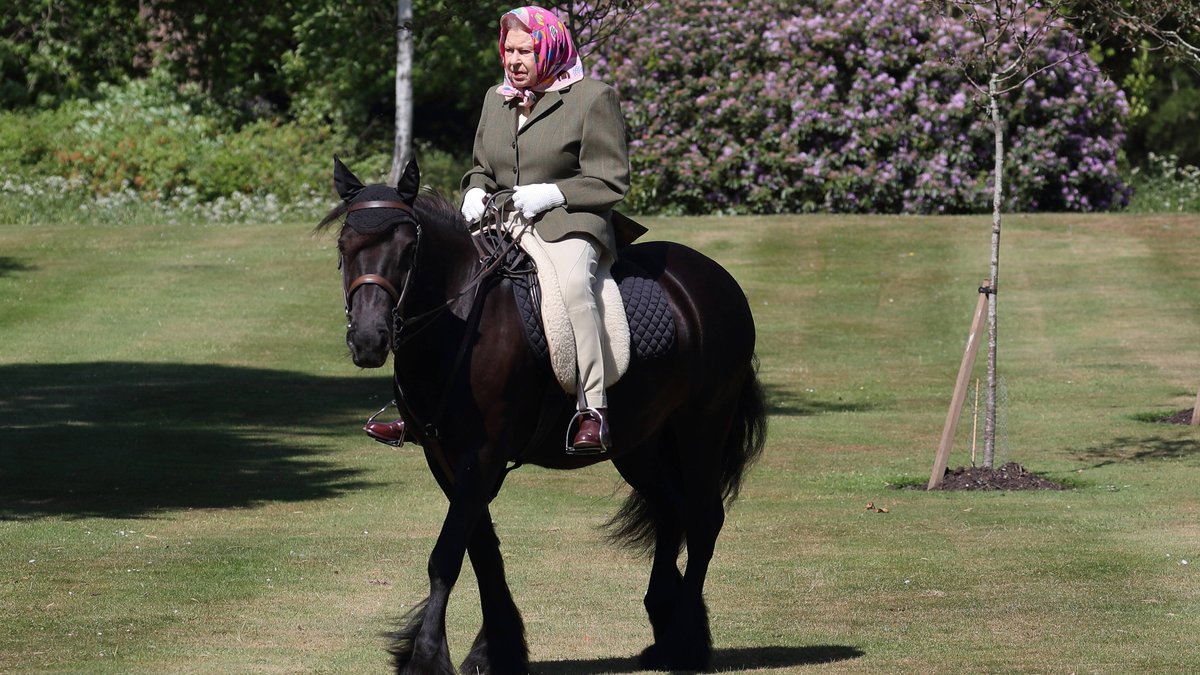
[1,211,1198,673]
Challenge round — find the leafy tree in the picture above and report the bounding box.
[0,1,146,108]
[1074,1,1200,165]
[389,0,415,185]
[1077,0,1200,66]
[927,0,1095,470]
[139,1,299,118]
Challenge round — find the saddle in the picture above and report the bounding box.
[482,228,677,394]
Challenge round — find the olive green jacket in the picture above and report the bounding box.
[461,78,631,253]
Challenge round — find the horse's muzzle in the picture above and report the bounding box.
[347,325,390,368]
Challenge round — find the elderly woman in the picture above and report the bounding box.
[367,5,630,453]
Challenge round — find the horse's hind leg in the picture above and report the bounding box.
[623,468,685,648]
[612,450,693,669]
[639,501,723,671]
[642,418,735,671]
[643,512,685,653]
[458,513,528,675]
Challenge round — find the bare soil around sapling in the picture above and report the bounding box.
[929,462,1066,491]
[1156,408,1196,425]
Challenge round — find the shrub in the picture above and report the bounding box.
[592,0,1128,215]
[0,107,79,176]
[0,69,471,224]
[0,74,352,210]
[1125,153,1200,213]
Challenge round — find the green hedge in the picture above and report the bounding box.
[0,73,469,224]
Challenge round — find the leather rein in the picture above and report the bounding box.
[339,193,547,486]
[341,194,520,349]
[340,194,529,484]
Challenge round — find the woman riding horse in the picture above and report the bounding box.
[366,5,628,453]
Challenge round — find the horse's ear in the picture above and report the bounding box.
[333,155,365,202]
[395,157,420,206]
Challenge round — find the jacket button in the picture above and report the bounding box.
[512,167,518,174]
[511,141,516,149]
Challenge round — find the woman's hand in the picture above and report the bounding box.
[513,183,566,219]
[461,187,488,223]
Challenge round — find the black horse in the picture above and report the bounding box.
[318,157,767,674]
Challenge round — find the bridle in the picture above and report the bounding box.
[340,192,522,349]
[341,200,421,334]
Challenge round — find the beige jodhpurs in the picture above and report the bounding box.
[506,215,607,410]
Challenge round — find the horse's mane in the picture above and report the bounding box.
[412,190,466,232]
[313,188,465,235]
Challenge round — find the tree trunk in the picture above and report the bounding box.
[388,0,414,186]
[983,74,1003,469]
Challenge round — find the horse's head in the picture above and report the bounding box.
[325,156,422,368]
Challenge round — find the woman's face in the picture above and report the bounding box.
[503,28,537,88]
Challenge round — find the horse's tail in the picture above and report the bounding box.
[605,356,768,556]
[603,487,660,557]
[719,355,768,505]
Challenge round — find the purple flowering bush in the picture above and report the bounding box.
[591,0,1128,214]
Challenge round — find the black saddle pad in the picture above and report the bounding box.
[510,257,676,363]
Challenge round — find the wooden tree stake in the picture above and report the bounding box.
[929,281,991,490]
[971,377,980,467]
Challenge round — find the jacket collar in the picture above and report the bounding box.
[514,87,566,135]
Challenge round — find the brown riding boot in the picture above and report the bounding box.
[569,408,609,454]
[364,419,406,446]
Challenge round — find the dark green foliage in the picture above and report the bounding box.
[4,0,1200,214]
[0,1,148,107]
[1141,79,1200,165]
[140,2,301,119]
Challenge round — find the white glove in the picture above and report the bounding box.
[461,187,487,223]
[512,183,566,219]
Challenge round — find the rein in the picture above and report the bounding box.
[339,192,544,487]
[342,193,522,348]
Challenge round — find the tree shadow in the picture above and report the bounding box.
[762,382,881,417]
[0,256,35,278]
[0,361,395,520]
[1071,435,1200,470]
[531,644,863,674]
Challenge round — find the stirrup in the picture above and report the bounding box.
[364,402,406,447]
[565,407,610,456]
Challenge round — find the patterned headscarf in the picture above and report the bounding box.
[495,6,585,106]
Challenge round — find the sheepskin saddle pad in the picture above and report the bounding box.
[497,233,676,394]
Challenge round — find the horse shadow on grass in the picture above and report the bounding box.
[0,256,35,278]
[762,382,880,417]
[0,361,394,521]
[531,644,864,674]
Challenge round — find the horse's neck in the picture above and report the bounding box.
[413,215,481,314]
[394,217,481,397]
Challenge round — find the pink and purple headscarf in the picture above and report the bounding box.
[496,6,585,106]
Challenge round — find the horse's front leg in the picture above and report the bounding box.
[458,513,528,675]
[390,449,498,675]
